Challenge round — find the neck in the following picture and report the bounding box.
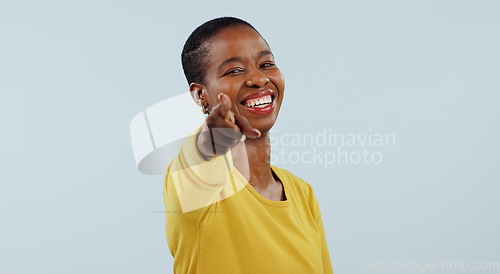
[232,131,275,188]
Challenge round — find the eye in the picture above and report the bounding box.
[224,68,244,76]
[260,62,275,69]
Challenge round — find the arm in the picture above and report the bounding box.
[316,210,334,273]
[165,93,259,215]
[312,193,334,273]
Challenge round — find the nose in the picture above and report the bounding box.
[245,67,269,87]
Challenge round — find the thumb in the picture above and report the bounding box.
[234,114,261,138]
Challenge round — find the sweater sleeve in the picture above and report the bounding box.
[312,193,334,273]
[165,124,237,215]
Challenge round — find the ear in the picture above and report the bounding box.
[189,82,207,107]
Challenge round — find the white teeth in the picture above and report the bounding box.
[244,95,273,108]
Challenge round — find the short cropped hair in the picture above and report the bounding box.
[181,17,258,85]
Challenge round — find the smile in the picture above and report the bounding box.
[240,91,276,114]
[242,95,273,108]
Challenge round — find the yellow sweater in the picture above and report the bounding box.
[163,127,333,273]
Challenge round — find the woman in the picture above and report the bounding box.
[164,17,333,273]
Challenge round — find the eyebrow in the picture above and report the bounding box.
[217,50,274,71]
[258,50,273,59]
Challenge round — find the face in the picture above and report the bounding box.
[196,25,285,134]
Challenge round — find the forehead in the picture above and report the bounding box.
[205,26,271,64]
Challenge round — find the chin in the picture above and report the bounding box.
[247,110,281,135]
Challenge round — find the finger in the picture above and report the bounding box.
[198,128,240,157]
[208,106,235,127]
[234,114,261,138]
[210,127,242,146]
[218,93,233,122]
[203,117,242,144]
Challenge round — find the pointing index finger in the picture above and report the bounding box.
[218,93,234,122]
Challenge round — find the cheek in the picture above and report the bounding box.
[270,71,285,94]
[200,87,215,106]
[206,81,240,107]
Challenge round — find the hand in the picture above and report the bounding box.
[197,93,261,159]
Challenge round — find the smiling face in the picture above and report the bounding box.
[196,25,285,134]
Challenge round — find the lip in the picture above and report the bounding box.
[240,90,276,115]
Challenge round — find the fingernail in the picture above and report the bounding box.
[240,135,246,142]
[218,93,223,100]
[253,129,261,138]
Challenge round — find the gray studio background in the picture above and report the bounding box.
[1,0,499,273]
